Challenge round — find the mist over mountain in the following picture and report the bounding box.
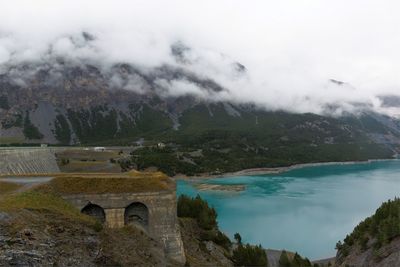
[2,1,400,169]
[2,0,400,116]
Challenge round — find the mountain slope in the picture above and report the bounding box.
[1,63,400,169]
[335,198,400,267]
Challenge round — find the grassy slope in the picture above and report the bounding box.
[57,149,122,173]
[0,191,171,266]
[29,171,174,194]
[0,191,96,225]
[0,181,22,194]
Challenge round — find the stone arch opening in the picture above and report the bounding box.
[81,203,106,223]
[124,202,149,229]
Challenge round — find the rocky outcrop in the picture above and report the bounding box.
[335,237,400,267]
[179,218,233,267]
[335,198,400,267]
[0,209,173,266]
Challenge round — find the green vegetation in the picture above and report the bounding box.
[4,102,397,174]
[178,194,271,265]
[336,198,400,258]
[2,113,23,129]
[0,136,25,145]
[178,194,231,250]
[178,194,217,230]
[23,111,43,139]
[177,194,317,267]
[0,191,96,225]
[67,104,172,144]
[113,104,393,176]
[54,114,71,144]
[200,228,232,251]
[36,172,173,194]
[232,244,268,267]
[118,104,172,137]
[234,232,242,244]
[60,158,70,165]
[129,147,199,176]
[279,250,291,267]
[279,250,312,267]
[0,181,22,194]
[67,106,118,143]
[56,149,122,173]
[126,141,392,176]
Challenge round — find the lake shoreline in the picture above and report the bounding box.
[175,158,398,180]
[176,158,400,260]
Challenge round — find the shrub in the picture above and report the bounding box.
[200,230,231,251]
[60,158,70,165]
[337,197,400,255]
[292,252,312,267]
[232,244,268,267]
[279,250,311,267]
[177,194,217,230]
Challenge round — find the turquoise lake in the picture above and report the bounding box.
[176,160,400,260]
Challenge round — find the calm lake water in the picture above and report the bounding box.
[177,160,400,260]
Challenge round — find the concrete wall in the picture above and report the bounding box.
[0,148,60,175]
[62,190,186,264]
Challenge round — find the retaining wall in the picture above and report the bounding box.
[0,148,60,175]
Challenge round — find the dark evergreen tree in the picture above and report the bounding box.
[279,250,291,267]
[234,232,242,244]
[232,244,268,267]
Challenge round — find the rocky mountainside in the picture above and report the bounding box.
[335,198,400,267]
[1,61,400,166]
[0,195,232,267]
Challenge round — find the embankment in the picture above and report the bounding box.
[0,148,60,175]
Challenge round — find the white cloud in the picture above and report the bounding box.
[1,0,400,115]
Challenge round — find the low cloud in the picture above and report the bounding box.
[2,0,400,116]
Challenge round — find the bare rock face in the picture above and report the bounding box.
[179,218,233,267]
[335,198,400,267]
[336,237,400,267]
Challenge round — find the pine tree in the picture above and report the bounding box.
[279,250,291,267]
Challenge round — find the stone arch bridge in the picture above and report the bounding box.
[62,189,186,263]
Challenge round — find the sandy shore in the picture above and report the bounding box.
[194,183,246,192]
[175,158,398,180]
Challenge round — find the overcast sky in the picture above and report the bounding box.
[1,0,400,115]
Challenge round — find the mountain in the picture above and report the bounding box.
[335,198,400,267]
[1,61,400,171]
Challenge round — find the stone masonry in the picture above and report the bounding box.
[62,190,186,264]
[0,148,60,175]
